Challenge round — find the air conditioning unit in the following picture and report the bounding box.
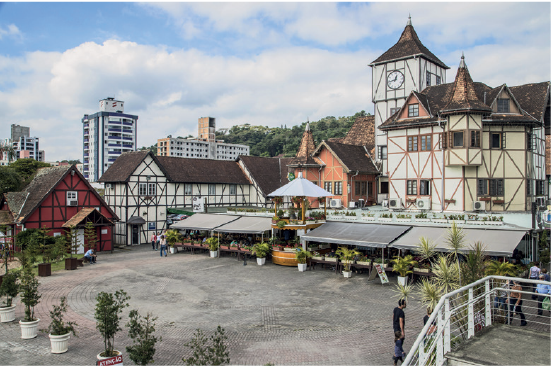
[67,200,78,207]
[330,199,342,208]
[473,201,485,211]
[416,198,431,210]
[388,198,402,209]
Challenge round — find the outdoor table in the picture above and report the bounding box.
[350,262,372,277]
[309,258,338,274]
[219,247,241,258]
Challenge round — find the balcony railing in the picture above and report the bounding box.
[108,151,122,155]
[83,123,89,128]
[84,153,89,157]
[84,138,89,142]
[109,121,122,125]
[108,128,122,132]
[122,121,133,126]
[122,144,133,148]
[108,158,117,162]
[83,160,89,164]
[122,137,133,141]
[107,136,120,140]
[122,129,133,133]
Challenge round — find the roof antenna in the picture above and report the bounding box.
[407,14,412,26]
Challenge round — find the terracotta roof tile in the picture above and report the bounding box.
[98,151,150,182]
[323,141,379,174]
[156,156,251,184]
[289,123,321,167]
[239,156,293,197]
[342,116,375,151]
[0,210,14,225]
[509,82,550,121]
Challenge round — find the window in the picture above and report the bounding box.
[334,181,342,195]
[139,183,148,196]
[419,180,431,195]
[536,180,546,196]
[368,182,373,196]
[477,179,487,196]
[390,108,400,116]
[355,182,367,196]
[311,181,318,186]
[452,131,464,147]
[441,132,447,149]
[497,98,510,113]
[184,184,192,195]
[408,104,419,117]
[407,180,417,195]
[426,71,431,86]
[527,133,536,152]
[408,136,418,151]
[229,184,236,195]
[148,183,156,196]
[470,131,480,148]
[420,135,432,151]
[490,132,505,149]
[324,182,332,193]
[208,184,216,195]
[478,179,504,196]
[66,191,78,202]
[378,145,387,160]
[436,75,441,85]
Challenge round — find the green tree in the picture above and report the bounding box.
[0,166,22,196]
[95,290,130,357]
[64,226,81,258]
[9,159,50,182]
[182,326,230,366]
[84,221,98,252]
[19,251,41,321]
[126,310,161,365]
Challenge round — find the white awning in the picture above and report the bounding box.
[389,226,528,257]
[300,222,411,248]
[214,216,273,234]
[170,214,239,231]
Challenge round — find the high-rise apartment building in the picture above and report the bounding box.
[9,124,44,162]
[157,117,249,160]
[82,98,138,182]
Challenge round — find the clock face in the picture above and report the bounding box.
[387,70,404,89]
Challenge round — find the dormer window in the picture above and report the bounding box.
[408,104,419,117]
[497,98,510,113]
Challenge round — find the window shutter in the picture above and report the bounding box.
[441,132,447,149]
[449,132,454,148]
[501,132,506,149]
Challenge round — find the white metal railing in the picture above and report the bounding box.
[404,275,551,366]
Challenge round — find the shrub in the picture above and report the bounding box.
[182,326,230,366]
[126,310,161,366]
[94,290,130,357]
[252,242,270,258]
[0,272,19,307]
[41,296,77,336]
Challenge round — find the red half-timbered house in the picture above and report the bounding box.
[1,165,118,252]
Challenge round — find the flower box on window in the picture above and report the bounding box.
[478,197,491,202]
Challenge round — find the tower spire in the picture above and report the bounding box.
[407,14,412,26]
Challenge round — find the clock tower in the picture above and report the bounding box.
[369,16,449,200]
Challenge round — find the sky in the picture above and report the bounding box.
[0,1,549,162]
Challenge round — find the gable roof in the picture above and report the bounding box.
[62,207,114,228]
[370,19,449,69]
[509,82,550,121]
[0,210,14,225]
[156,156,251,184]
[341,115,375,153]
[288,123,321,167]
[5,165,116,223]
[98,150,150,182]
[239,156,293,197]
[319,141,379,174]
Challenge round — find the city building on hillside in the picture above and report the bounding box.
[288,122,379,208]
[82,97,138,182]
[0,165,117,252]
[157,117,249,160]
[379,55,550,212]
[8,124,45,162]
[369,17,450,200]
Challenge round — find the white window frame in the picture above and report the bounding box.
[66,191,78,202]
[185,184,192,195]
[148,183,156,196]
[138,183,148,196]
[229,184,237,195]
[208,184,216,195]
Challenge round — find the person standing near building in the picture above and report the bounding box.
[393,331,405,366]
[541,268,550,282]
[155,232,161,250]
[393,299,406,341]
[529,262,540,299]
[159,235,167,257]
[150,233,157,251]
[507,280,527,326]
[535,274,551,315]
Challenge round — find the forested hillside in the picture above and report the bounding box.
[216,110,369,157]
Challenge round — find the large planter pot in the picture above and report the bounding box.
[343,271,352,278]
[397,276,408,286]
[431,219,448,224]
[361,216,376,222]
[466,220,482,225]
[257,257,266,266]
[209,250,218,258]
[312,256,325,261]
[356,261,371,266]
[449,220,466,224]
[0,304,16,323]
[64,258,78,271]
[414,267,431,273]
[484,221,503,226]
[298,263,307,272]
[325,258,337,262]
[378,217,392,222]
[97,350,123,365]
[396,218,412,222]
[20,319,40,339]
[170,247,176,254]
[38,263,52,277]
[415,218,431,222]
[283,248,296,252]
[49,332,71,354]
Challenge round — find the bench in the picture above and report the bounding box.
[77,258,85,267]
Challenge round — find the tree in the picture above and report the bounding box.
[41,296,78,336]
[446,222,466,286]
[95,290,130,357]
[485,260,517,277]
[8,159,50,182]
[0,142,16,163]
[182,326,230,366]
[19,250,41,321]
[126,310,161,365]
[64,226,82,258]
[84,222,98,252]
[0,166,22,196]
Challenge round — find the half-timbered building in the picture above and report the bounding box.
[99,150,259,246]
[380,55,550,212]
[1,165,117,251]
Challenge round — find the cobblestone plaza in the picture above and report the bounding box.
[0,246,428,365]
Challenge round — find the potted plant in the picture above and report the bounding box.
[166,229,181,254]
[391,255,417,286]
[126,309,161,366]
[415,212,430,222]
[311,251,325,261]
[276,220,286,229]
[0,271,19,323]
[379,213,392,222]
[356,256,371,266]
[18,249,41,339]
[252,242,270,265]
[373,258,388,268]
[395,214,412,222]
[95,290,130,361]
[361,213,376,221]
[431,215,448,224]
[294,249,313,272]
[466,214,481,225]
[325,253,337,262]
[336,247,360,278]
[64,226,81,270]
[37,226,54,277]
[41,296,77,353]
[206,237,219,258]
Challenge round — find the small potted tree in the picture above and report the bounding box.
[206,237,219,258]
[0,271,19,323]
[294,249,313,272]
[41,296,77,353]
[18,249,41,339]
[252,242,270,266]
[84,221,98,254]
[37,226,53,276]
[126,309,161,366]
[391,255,417,286]
[64,226,81,270]
[166,230,181,254]
[95,290,130,361]
[336,247,360,278]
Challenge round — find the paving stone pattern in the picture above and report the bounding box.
[1,246,431,366]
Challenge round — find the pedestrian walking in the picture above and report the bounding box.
[393,299,406,342]
[542,268,550,282]
[506,280,527,326]
[155,232,161,250]
[393,331,405,366]
[423,307,436,336]
[150,232,157,251]
[535,274,551,315]
[529,262,540,299]
[159,235,167,257]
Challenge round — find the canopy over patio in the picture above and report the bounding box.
[267,172,333,198]
[214,216,272,234]
[389,226,528,257]
[300,222,411,248]
[170,213,239,231]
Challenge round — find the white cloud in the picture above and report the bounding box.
[0,24,22,40]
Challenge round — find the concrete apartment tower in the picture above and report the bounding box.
[10,124,44,161]
[82,98,139,182]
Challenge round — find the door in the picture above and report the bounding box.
[132,225,139,245]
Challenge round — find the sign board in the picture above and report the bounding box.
[101,229,108,234]
[373,263,389,284]
[287,172,295,181]
[192,197,204,213]
[96,355,123,366]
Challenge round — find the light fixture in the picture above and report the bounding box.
[71,169,75,176]
[146,175,151,181]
